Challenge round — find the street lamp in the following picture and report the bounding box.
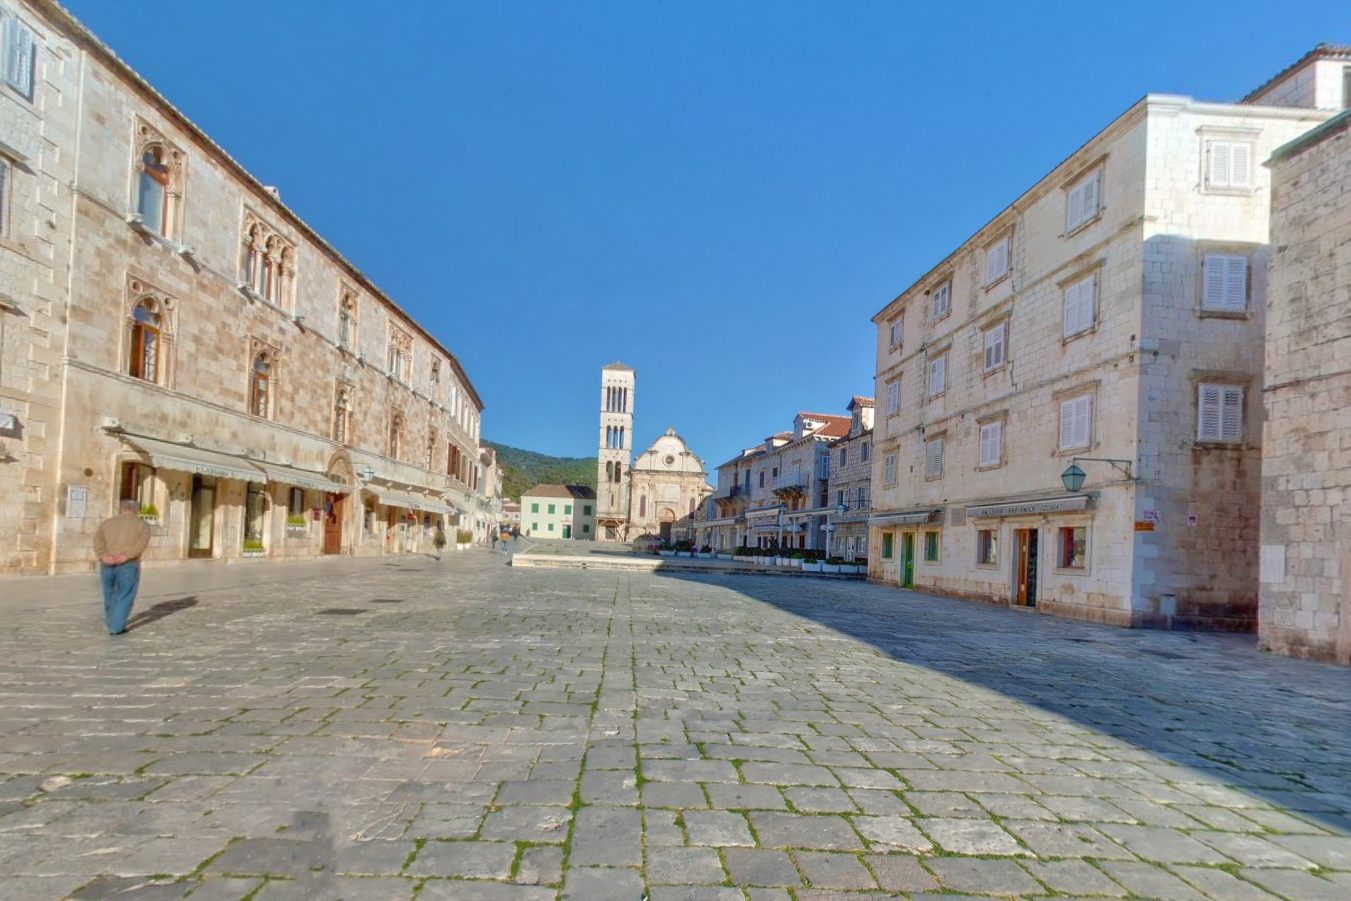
[358,464,375,482]
[1060,457,1132,492]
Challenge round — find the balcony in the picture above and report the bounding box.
[772,472,809,496]
[715,484,747,500]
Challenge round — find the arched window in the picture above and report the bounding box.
[129,300,161,382]
[332,387,350,443]
[137,145,170,235]
[639,495,647,518]
[277,246,294,307]
[689,498,696,515]
[338,295,355,350]
[245,224,264,292]
[262,237,281,303]
[389,413,403,459]
[605,461,613,480]
[249,353,272,417]
[614,463,622,482]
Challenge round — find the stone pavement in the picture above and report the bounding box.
[0,552,1349,901]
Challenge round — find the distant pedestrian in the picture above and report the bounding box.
[432,525,447,561]
[93,499,152,635]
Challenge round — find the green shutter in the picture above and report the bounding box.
[531,503,539,513]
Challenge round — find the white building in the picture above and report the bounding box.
[868,51,1339,630]
[521,485,596,540]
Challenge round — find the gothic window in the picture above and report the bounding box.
[137,146,170,236]
[337,292,356,350]
[614,462,621,482]
[332,386,351,443]
[606,461,613,480]
[244,224,263,291]
[241,213,295,306]
[249,352,272,418]
[425,430,437,469]
[639,495,647,518]
[129,300,162,383]
[387,327,413,382]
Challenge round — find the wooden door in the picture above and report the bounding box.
[188,475,215,558]
[1015,528,1039,607]
[323,493,343,555]
[900,533,914,588]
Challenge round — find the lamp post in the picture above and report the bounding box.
[358,464,375,482]
[1060,457,1132,492]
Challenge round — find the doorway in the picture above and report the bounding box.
[188,475,216,558]
[900,532,915,588]
[659,521,673,542]
[1015,528,1039,607]
[563,525,572,539]
[323,493,344,555]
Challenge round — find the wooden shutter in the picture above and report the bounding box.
[884,454,896,484]
[929,356,946,396]
[1203,254,1248,312]
[887,381,899,414]
[1198,384,1222,440]
[984,323,1005,370]
[932,282,950,319]
[1221,386,1243,441]
[926,438,943,477]
[889,318,902,347]
[979,421,1001,466]
[3,16,33,97]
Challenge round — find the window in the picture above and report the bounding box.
[772,467,779,478]
[1058,526,1087,569]
[531,503,539,513]
[128,300,162,383]
[888,316,903,348]
[584,505,592,515]
[564,504,572,515]
[886,380,900,415]
[547,504,556,514]
[287,486,306,517]
[883,453,897,486]
[431,358,441,389]
[983,322,1006,371]
[923,531,940,562]
[759,471,765,488]
[137,146,171,236]
[1065,169,1100,232]
[1059,395,1092,451]
[882,533,894,560]
[389,413,403,459]
[530,522,538,531]
[241,214,295,306]
[978,420,1003,467]
[928,355,947,398]
[244,483,266,549]
[1063,272,1097,337]
[2,12,35,99]
[925,437,944,478]
[931,280,951,320]
[1201,254,1248,313]
[0,159,8,237]
[1198,383,1244,443]
[861,442,869,463]
[425,430,436,469]
[338,292,357,350]
[985,236,1010,284]
[387,327,413,381]
[839,447,848,468]
[639,495,647,518]
[248,352,272,418]
[332,386,351,443]
[118,461,155,508]
[977,529,998,565]
[547,523,554,532]
[583,524,591,534]
[836,489,845,506]
[1205,140,1253,191]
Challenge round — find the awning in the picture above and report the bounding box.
[869,508,943,527]
[750,521,783,532]
[967,494,1090,518]
[256,461,347,494]
[745,504,784,518]
[122,435,265,483]
[365,485,429,510]
[700,516,740,527]
[785,506,834,519]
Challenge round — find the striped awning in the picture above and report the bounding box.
[256,461,347,494]
[122,435,265,484]
[868,508,943,527]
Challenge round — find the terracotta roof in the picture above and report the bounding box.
[602,361,635,372]
[810,420,852,439]
[849,396,874,409]
[1242,44,1351,105]
[522,483,597,500]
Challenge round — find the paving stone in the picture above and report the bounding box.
[722,848,803,887]
[1268,833,1351,868]
[495,780,575,806]
[645,846,726,884]
[906,790,984,817]
[1096,824,1234,865]
[1098,861,1208,900]
[478,806,572,844]
[846,788,911,815]
[749,812,864,850]
[707,782,786,810]
[1192,831,1318,868]
[740,763,839,786]
[648,889,744,901]
[642,781,708,809]
[851,815,932,852]
[683,809,755,846]
[205,839,328,877]
[793,851,876,890]
[517,845,564,886]
[579,770,638,806]
[333,840,418,876]
[863,853,939,892]
[570,806,643,867]
[420,880,558,901]
[404,840,516,878]
[1001,820,1135,859]
[1172,866,1284,901]
[918,818,1027,856]
[784,787,857,813]
[558,866,644,901]
[926,857,1041,895]
[1021,860,1126,896]
[1239,868,1349,901]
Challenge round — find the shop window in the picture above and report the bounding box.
[1058,526,1087,569]
[287,486,305,517]
[244,483,266,550]
[923,530,940,562]
[977,529,998,566]
[882,533,894,559]
[118,461,155,509]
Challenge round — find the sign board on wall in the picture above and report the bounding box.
[66,486,88,519]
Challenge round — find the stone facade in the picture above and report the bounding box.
[521,484,596,540]
[827,397,874,561]
[869,68,1336,629]
[627,429,712,543]
[595,362,634,539]
[1260,108,1351,665]
[0,0,488,575]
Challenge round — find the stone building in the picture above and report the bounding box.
[827,397,874,561]
[0,0,487,575]
[868,53,1339,629]
[595,363,634,540]
[520,484,596,540]
[627,428,712,543]
[1260,105,1351,665]
[702,444,761,552]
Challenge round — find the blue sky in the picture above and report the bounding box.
[65,1,1349,470]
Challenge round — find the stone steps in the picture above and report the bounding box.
[509,554,866,579]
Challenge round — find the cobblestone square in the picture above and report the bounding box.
[1,552,1349,900]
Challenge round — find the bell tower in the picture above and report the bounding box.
[597,363,634,540]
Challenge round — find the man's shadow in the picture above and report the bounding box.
[125,596,199,632]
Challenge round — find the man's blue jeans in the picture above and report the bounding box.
[99,560,141,635]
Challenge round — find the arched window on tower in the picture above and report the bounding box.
[689,498,696,515]
[614,463,622,482]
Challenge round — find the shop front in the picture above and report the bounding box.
[867,508,943,587]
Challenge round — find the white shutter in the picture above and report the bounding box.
[1064,273,1097,336]
[4,15,33,98]
[1224,256,1247,311]
[1066,171,1099,232]
[1199,383,1244,442]
[929,355,946,397]
[983,323,1005,370]
[1082,170,1099,222]
[932,281,951,319]
[926,438,944,477]
[1221,386,1243,441]
[1202,254,1248,312]
[886,381,899,414]
[986,238,1009,283]
[889,318,903,347]
[884,454,897,485]
[979,421,1002,467]
[1230,143,1252,189]
[1073,396,1091,448]
[1198,384,1222,441]
[1208,141,1231,188]
[1059,401,1075,450]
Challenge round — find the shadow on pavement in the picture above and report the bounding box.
[652,570,1351,833]
[125,596,199,632]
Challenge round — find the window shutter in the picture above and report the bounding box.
[1208,141,1231,187]
[986,239,1009,283]
[929,356,946,396]
[889,319,902,347]
[1063,280,1080,336]
[932,282,950,319]
[979,421,1002,467]
[1224,256,1247,312]
[1198,384,1222,441]
[1230,143,1252,189]
[926,438,943,477]
[1074,396,1091,448]
[887,381,899,414]
[984,323,1005,370]
[1221,386,1243,441]
[1082,170,1099,222]
[1079,273,1097,332]
[4,16,34,97]
[1066,183,1083,232]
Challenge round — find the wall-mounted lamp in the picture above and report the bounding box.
[1060,457,1132,492]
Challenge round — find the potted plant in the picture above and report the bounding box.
[789,551,805,568]
[697,545,714,559]
[285,513,308,532]
[242,538,265,557]
[138,503,160,525]
[821,556,842,574]
[801,555,823,572]
[658,542,676,557]
[456,528,473,549]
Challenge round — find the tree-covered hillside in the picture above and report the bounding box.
[485,440,597,501]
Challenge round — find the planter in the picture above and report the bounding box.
[242,549,266,558]
[457,543,471,550]
[777,558,792,567]
[676,551,692,558]
[695,552,713,559]
[717,554,733,560]
[839,565,860,575]
[821,564,840,574]
[659,550,675,557]
[802,562,823,572]
[789,558,803,568]
[733,555,749,562]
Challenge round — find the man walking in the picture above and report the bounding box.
[93,499,152,635]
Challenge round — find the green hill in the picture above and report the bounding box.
[484,440,597,501]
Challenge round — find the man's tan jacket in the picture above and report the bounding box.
[93,511,152,561]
